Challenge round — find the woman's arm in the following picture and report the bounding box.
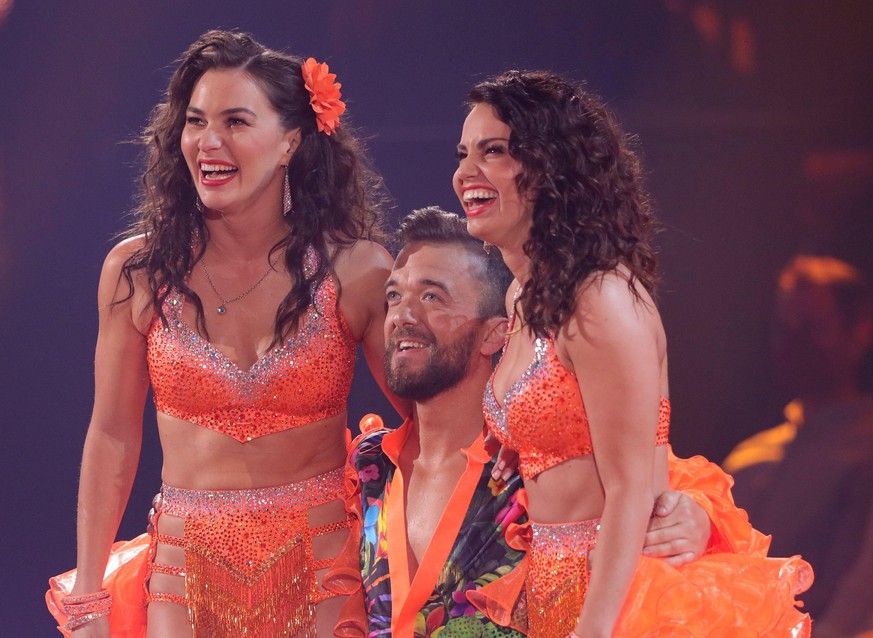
[332,240,410,417]
[562,273,664,638]
[72,239,151,597]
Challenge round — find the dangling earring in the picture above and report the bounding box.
[282,166,293,217]
[195,194,204,213]
[483,242,493,254]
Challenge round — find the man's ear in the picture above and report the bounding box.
[480,317,508,357]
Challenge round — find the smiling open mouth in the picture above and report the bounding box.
[462,188,497,213]
[397,340,428,352]
[200,162,239,183]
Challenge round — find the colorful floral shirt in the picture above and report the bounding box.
[350,418,526,638]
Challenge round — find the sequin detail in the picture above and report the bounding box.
[155,468,349,637]
[526,519,600,638]
[484,334,671,479]
[145,591,186,606]
[148,562,185,577]
[146,250,356,443]
[154,532,186,548]
[656,398,671,446]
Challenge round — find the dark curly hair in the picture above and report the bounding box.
[120,29,385,343]
[466,70,659,336]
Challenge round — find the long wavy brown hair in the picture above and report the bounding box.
[120,30,385,343]
[466,70,659,337]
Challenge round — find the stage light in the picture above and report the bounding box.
[0,0,13,25]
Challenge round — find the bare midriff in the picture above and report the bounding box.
[523,445,670,524]
[157,411,349,489]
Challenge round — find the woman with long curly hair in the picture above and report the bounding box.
[455,70,813,637]
[46,30,396,637]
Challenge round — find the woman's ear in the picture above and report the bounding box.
[283,128,302,162]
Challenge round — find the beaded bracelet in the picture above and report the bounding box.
[61,589,112,631]
[61,589,109,606]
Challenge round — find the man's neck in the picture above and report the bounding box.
[404,372,490,468]
[397,373,490,580]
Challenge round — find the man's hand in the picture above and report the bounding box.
[642,490,711,566]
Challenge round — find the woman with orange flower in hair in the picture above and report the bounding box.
[46,30,397,637]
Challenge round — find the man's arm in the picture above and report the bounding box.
[643,450,770,566]
[641,447,775,566]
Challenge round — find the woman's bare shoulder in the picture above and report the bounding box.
[102,235,146,272]
[99,235,152,333]
[331,238,392,267]
[561,267,663,349]
[330,238,393,285]
[576,268,656,317]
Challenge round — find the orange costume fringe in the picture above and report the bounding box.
[46,467,349,637]
[468,450,814,638]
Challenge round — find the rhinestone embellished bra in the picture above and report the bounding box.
[146,257,356,442]
[484,314,670,479]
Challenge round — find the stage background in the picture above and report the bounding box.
[1,1,871,632]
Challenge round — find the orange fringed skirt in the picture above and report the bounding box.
[46,467,349,637]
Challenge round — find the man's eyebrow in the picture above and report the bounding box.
[384,277,450,293]
[420,278,450,293]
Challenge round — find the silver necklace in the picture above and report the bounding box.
[200,256,278,315]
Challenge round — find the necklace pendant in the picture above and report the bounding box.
[217,305,227,315]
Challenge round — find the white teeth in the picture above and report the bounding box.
[463,189,497,202]
[399,341,426,350]
[200,163,237,172]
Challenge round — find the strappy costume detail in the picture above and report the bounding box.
[146,249,356,442]
[484,306,670,479]
[144,470,349,636]
[47,469,352,637]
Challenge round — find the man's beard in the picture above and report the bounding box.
[385,327,480,401]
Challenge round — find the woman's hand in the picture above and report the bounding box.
[484,431,519,481]
[71,616,109,637]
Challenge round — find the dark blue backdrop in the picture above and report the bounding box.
[1,1,871,633]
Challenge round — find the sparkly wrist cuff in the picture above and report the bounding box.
[61,589,112,631]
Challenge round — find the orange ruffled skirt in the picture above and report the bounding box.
[524,518,812,638]
[469,450,814,638]
[46,534,150,637]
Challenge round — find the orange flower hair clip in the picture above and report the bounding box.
[301,57,346,135]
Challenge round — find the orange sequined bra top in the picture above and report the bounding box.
[146,252,356,442]
[484,331,671,480]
